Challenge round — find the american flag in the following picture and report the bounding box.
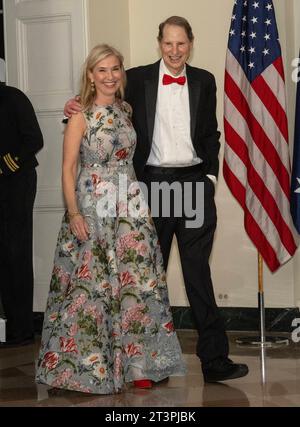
[223,0,298,272]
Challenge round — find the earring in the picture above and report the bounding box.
[91,81,95,93]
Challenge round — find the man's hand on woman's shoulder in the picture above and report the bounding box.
[64,96,82,118]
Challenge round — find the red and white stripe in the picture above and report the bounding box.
[223,50,298,271]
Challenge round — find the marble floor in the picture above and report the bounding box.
[0,330,300,407]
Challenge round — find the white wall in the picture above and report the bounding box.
[5,0,297,312]
[117,0,298,308]
[22,0,298,310]
[88,0,130,68]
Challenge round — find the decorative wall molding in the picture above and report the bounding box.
[36,110,64,117]
[34,186,64,209]
[34,206,65,214]
[15,0,32,4]
[16,14,74,104]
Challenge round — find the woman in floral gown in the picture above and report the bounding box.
[35,44,185,394]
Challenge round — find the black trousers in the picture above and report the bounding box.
[0,168,37,341]
[142,165,229,363]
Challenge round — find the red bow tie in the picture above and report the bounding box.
[162,74,186,86]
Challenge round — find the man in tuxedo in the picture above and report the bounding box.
[64,16,248,382]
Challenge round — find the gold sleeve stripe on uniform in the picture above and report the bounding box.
[4,154,18,171]
[7,153,19,169]
[4,155,17,171]
[4,154,17,171]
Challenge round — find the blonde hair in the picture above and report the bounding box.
[80,44,126,111]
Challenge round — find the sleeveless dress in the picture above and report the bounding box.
[35,100,186,394]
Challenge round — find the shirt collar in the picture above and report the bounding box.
[160,58,186,79]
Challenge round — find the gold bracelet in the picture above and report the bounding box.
[68,211,82,219]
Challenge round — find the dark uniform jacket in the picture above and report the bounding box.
[0,84,43,176]
[125,61,221,181]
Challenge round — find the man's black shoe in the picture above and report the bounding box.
[202,357,249,383]
[0,335,35,348]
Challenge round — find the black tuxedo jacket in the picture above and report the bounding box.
[125,60,221,181]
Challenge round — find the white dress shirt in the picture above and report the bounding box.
[147,59,200,167]
[147,60,216,184]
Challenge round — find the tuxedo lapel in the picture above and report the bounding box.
[145,61,160,145]
[187,65,201,141]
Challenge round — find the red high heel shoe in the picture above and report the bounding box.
[133,379,152,389]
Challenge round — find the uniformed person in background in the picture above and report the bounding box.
[0,82,43,347]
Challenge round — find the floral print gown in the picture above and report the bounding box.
[35,100,186,394]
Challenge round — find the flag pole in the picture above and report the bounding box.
[258,253,266,346]
[258,253,267,384]
[236,252,289,348]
